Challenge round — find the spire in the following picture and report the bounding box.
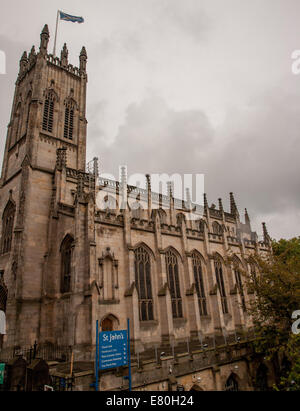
[146,174,152,217]
[245,209,250,226]
[28,46,36,66]
[93,157,99,178]
[61,43,69,67]
[186,188,192,209]
[204,193,208,210]
[218,198,224,213]
[146,174,151,191]
[120,166,128,210]
[41,24,50,36]
[262,222,270,244]
[19,51,28,75]
[230,192,239,217]
[40,24,50,57]
[79,46,87,74]
[168,182,174,211]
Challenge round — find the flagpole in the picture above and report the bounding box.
[53,10,60,56]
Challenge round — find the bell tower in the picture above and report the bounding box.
[0,25,88,348]
[1,24,88,184]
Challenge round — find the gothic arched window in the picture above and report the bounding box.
[249,262,257,281]
[234,266,246,312]
[212,221,222,235]
[2,201,15,255]
[42,91,55,133]
[60,235,74,294]
[192,253,207,316]
[64,101,75,140]
[134,246,154,321]
[225,374,239,391]
[11,102,22,147]
[158,209,167,224]
[166,250,182,318]
[25,91,32,133]
[214,258,228,314]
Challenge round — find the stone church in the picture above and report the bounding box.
[0,25,274,391]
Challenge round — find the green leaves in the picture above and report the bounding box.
[245,237,300,390]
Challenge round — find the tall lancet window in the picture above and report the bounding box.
[134,246,154,321]
[234,268,246,312]
[25,90,32,132]
[60,235,74,294]
[1,201,15,255]
[64,100,75,140]
[214,258,228,314]
[42,91,55,133]
[166,250,182,318]
[192,253,207,316]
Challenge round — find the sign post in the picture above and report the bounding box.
[95,319,132,392]
[95,320,99,392]
[127,319,132,392]
[99,330,128,370]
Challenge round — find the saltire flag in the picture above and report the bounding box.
[60,11,84,24]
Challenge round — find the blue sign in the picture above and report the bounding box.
[99,330,128,370]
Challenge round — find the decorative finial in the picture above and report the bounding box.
[61,43,68,67]
[93,157,99,178]
[262,222,270,244]
[19,51,28,75]
[40,24,50,57]
[80,46,87,58]
[28,46,36,66]
[218,198,224,213]
[230,192,239,217]
[168,182,174,198]
[245,209,250,225]
[146,174,151,190]
[79,46,87,74]
[41,24,50,36]
[204,193,208,209]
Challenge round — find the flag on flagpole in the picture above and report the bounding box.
[59,11,84,24]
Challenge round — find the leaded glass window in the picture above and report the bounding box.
[166,250,182,318]
[42,92,54,133]
[214,259,228,314]
[61,235,74,294]
[1,201,15,255]
[192,253,207,316]
[234,268,246,312]
[134,246,154,321]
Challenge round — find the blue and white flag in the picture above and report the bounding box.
[60,11,84,24]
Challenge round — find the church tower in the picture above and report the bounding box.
[0,25,88,349]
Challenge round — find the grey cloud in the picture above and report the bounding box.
[96,95,214,176]
[92,83,300,240]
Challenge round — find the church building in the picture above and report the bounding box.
[0,25,273,391]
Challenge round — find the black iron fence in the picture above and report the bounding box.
[0,342,72,364]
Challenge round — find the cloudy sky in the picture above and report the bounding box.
[0,0,300,240]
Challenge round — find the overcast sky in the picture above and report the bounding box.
[0,0,300,240]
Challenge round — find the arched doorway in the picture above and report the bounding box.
[101,318,113,332]
[100,314,120,332]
